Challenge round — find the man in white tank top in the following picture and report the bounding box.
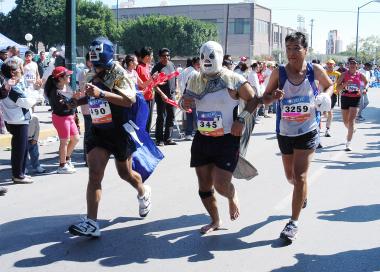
[262,32,333,242]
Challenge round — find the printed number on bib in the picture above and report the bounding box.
[89,98,112,124]
[197,111,224,137]
[281,96,311,122]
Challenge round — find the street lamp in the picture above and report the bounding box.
[355,0,380,58]
[25,33,33,49]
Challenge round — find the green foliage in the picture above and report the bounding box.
[346,36,380,63]
[1,0,65,48]
[120,15,218,57]
[0,0,119,50]
[77,0,120,47]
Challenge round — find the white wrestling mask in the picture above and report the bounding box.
[200,41,223,76]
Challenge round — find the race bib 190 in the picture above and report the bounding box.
[281,96,311,122]
[197,111,224,137]
[89,98,112,124]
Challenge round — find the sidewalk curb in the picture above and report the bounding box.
[0,128,57,149]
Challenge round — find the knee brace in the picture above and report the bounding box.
[198,189,215,199]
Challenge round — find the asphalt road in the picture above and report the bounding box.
[1,89,379,272]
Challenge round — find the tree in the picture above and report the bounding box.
[345,36,380,63]
[0,0,119,50]
[0,0,65,49]
[120,15,218,57]
[77,0,120,47]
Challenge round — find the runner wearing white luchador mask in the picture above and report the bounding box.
[181,41,262,234]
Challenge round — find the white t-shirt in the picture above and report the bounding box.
[23,61,39,89]
[247,70,262,95]
[262,68,272,89]
[359,68,370,88]
[126,69,138,85]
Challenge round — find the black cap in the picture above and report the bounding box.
[0,49,7,54]
[24,50,34,56]
[347,57,358,64]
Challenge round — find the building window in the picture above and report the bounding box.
[255,19,269,34]
[227,18,250,34]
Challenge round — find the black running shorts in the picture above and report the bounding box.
[86,126,136,161]
[341,95,361,109]
[190,131,240,173]
[277,129,319,155]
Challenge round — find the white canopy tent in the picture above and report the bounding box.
[0,33,29,56]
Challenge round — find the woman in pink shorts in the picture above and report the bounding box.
[44,66,79,174]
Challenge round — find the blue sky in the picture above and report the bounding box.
[1,0,379,53]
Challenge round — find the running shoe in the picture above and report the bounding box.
[13,176,33,184]
[66,159,75,169]
[345,142,352,151]
[68,218,100,237]
[138,185,152,217]
[57,163,76,174]
[0,186,8,195]
[325,129,331,137]
[280,221,298,241]
[184,135,193,141]
[32,166,47,174]
[164,139,177,145]
[356,116,365,122]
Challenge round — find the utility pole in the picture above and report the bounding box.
[116,0,119,56]
[224,4,230,55]
[66,0,76,91]
[310,19,314,51]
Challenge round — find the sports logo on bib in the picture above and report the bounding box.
[89,98,112,124]
[281,96,311,122]
[347,83,359,92]
[328,75,337,83]
[197,111,224,137]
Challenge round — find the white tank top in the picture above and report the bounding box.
[195,88,239,136]
[279,78,318,136]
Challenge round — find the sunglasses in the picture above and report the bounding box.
[160,54,170,57]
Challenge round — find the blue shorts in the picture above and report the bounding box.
[277,129,319,155]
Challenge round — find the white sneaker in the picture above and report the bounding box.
[345,142,352,151]
[13,176,34,184]
[185,135,193,141]
[138,185,152,217]
[57,163,76,174]
[68,218,100,237]
[66,160,75,169]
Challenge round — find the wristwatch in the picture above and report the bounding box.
[236,116,245,124]
[99,90,106,99]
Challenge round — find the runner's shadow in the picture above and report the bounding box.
[270,247,380,272]
[10,214,287,267]
[315,143,345,153]
[314,158,380,170]
[348,152,380,159]
[0,215,140,256]
[317,204,380,222]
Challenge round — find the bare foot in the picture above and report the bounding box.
[200,221,221,234]
[229,193,240,221]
